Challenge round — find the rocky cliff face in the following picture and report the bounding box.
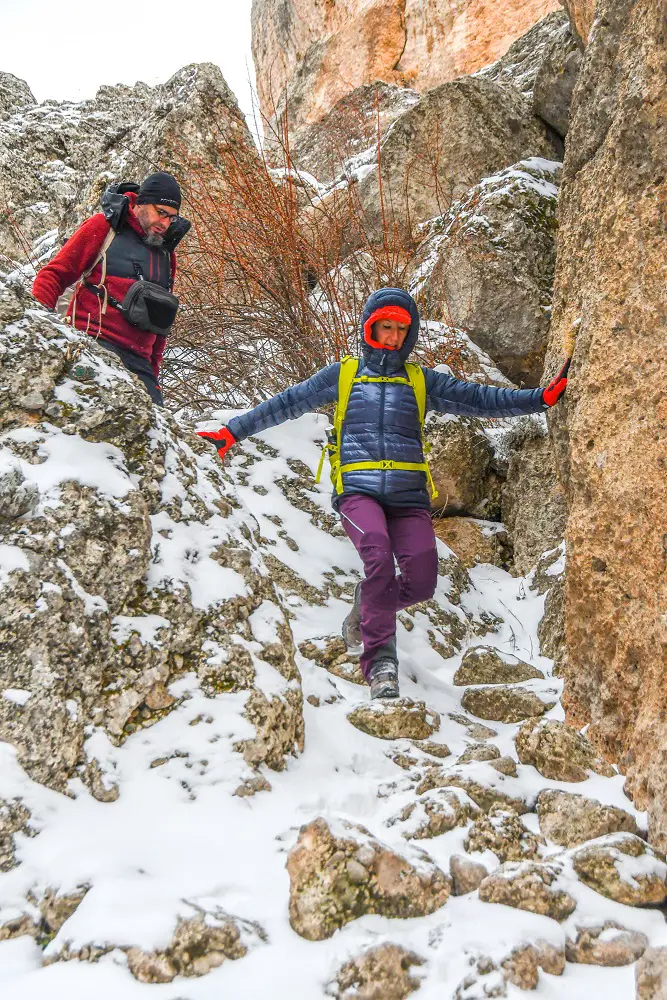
[252,0,560,129]
[547,0,667,848]
[0,63,251,267]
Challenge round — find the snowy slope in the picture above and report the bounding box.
[1,381,664,998]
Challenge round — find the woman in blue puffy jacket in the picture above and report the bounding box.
[198,288,569,699]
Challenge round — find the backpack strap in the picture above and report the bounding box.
[315,358,439,500]
[314,356,358,490]
[70,226,117,334]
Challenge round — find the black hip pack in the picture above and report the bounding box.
[120,277,179,336]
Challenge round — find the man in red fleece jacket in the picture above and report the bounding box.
[32,172,188,406]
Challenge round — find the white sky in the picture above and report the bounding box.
[1,0,257,126]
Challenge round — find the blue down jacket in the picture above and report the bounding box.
[227,288,547,509]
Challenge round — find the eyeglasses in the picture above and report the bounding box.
[153,207,179,222]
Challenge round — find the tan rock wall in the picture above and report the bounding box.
[252,0,560,128]
[547,0,667,845]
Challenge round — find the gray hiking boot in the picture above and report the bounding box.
[342,581,363,655]
[369,658,400,700]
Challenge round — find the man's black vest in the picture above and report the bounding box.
[105,227,172,289]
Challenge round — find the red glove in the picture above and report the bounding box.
[542,358,571,407]
[197,426,236,461]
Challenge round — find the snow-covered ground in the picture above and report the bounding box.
[0,413,663,999]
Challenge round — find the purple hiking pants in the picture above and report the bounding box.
[339,494,438,681]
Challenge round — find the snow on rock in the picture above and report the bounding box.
[0,275,665,998]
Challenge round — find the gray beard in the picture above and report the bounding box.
[143,231,165,247]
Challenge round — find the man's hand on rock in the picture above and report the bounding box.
[542,358,571,407]
[196,426,236,461]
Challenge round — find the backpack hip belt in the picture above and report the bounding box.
[315,356,439,500]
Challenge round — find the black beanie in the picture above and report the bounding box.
[136,172,182,210]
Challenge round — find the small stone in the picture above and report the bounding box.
[490,756,518,777]
[479,860,576,920]
[18,390,46,411]
[347,700,440,741]
[570,833,667,906]
[566,922,648,966]
[458,743,501,764]
[465,804,545,863]
[412,740,451,758]
[461,685,555,723]
[515,719,615,782]
[328,943,425,999]
[391,787,481,840]
[417,766,530,814]
[468,722,498,740]
[536,789,639,847]
[144,682,175,711]
[636,947,667,998]
[454,646,544,686]
[299,636,365,685]
[450,854,488,895]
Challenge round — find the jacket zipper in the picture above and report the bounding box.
[379,362,386,496]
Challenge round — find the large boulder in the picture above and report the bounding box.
[286,817,450,940]
[453,646,544,686]
[570,833,667,906]
[412,158,560,386]
[545,0,667,846]
[0,72,36,119]
[461,684,556,723]
[536,788,639,846]
[515,718,615,781]
[347,700,440,740]
[0,278,304,795]
[425,415,495,516]
[252,0,561,132]
[354,77,556,244]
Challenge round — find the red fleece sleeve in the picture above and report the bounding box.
[32,215,112,310]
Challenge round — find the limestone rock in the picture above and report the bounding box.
[356,75,556,246]
[253,0,561,132]
[636,947,667,1000]
[480,10,574,100]
[570,833,667,906]
[461,685,556,723]
[0,72,36,118]
[537,577,565,659]
[432,518,510,570]
[0,278,304,794]
[425,416,494,516]
[465,804,546,862]
[536,789,639,847]
[559,0,595,44]
[327,943,425,999]
[532,16,583,136]
[53,906,264,981]
[566,922,648,966]
[450,854,489,895]
[545,0,667,846]
[515,719,614,781]
[500,424,567,575]
[417,763,530,815]
[0,799,31,872]
[458,744,501,764]
[347,700,440,741]
[491,756,520,777]
[0,64,252,265]
[299,636,365,685]
[390,787,481,840]
[413,157,561,386]
[286,817,450,940]
[454,940,564,997]
[479,860,576,920]
[454,646,544,686]
[413,740,451,759]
